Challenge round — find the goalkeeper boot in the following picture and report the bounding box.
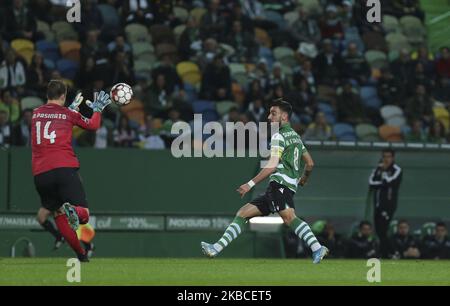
[201,242,219,258]
[77,252,90,263]
[62,203,79,231]
[312,246,329,264]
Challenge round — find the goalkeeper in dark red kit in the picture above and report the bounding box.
[31,80,111,262]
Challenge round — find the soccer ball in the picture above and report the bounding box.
[110,83,133,106]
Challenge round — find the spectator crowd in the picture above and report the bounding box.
[0,0,449,150]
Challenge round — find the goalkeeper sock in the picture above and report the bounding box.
[41,220,62,240]
[74,206,89,224]
[55,214,85,255]
[289,217,321,252]
[214,216,247,252]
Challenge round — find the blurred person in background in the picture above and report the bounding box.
[12,108,32,146]
[316,222,345,258]
[389,220,421,259]
[0,109,11,147]
[405,119,427,143]
[421,222,450,259]
[368,149,402,258]
[427,120,447,144]
[113,115,137,147]
[346,221,379,258]
[0,89,20,124]
[303,112,332,141]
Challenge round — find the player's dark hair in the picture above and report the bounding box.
[47,80,67,100]
[271,98,293,118]
[382,148,395,157]
[436,222,447,228]
[359,220,372,229]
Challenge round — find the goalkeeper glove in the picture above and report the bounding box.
[86,90,112,113]
[68,92,83,112]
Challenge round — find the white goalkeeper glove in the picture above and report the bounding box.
[68,92,84,112]
[86,90,112,113]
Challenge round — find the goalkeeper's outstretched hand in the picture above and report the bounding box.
[86,90,112,113]
[68,92,84,112]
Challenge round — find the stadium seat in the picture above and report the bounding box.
[298,0,322,15]
[59,40,81,62]
[98,4,120,28]
[229,63,246,75]
[360,86,381,109]
[379,125,403,142]
[51,21,74,35]
[318,102,334,115]
[356,123,379,141]
[386,32,411,53]
[133,60,153,74]
[36,40,60,62]
[36,20,51,36]
[132,42,155,57]
[388,50,399,62]
[216,101,238,117]
[173,6,189,23]
[192,100,216,113]
[254,28,272,48]
[283,11,298,26]
[273,46,295,67]
[400,16,426,45]
[228,63,248,88]
[333,123,356,141]
[56,59,79,79]
[385,115,406,127]
[189,7,207,23]
[125,23,152,43]
[11,39,35,64]
[174,24,186,44]
[365,50,387,69]
[21,96,44,110]
[382,15,399,34]
[55,28,79,42]
[177,62,201,86]
[380,105,403,120]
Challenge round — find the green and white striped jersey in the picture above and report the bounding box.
[269,123,307,192]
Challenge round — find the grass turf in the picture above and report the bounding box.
[0,258,449,285]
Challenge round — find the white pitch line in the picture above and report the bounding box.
[428,10,450,25]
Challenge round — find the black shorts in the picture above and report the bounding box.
[249,181,295,216]
[34,167,88,211]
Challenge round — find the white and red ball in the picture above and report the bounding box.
[110,83,133,106]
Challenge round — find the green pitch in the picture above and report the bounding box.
[1,258,450,285]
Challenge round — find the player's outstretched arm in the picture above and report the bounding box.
[236,155,279,198]
[298,151,314,187]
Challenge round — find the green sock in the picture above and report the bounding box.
[214,216,247,252]
[289,217,322,252]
